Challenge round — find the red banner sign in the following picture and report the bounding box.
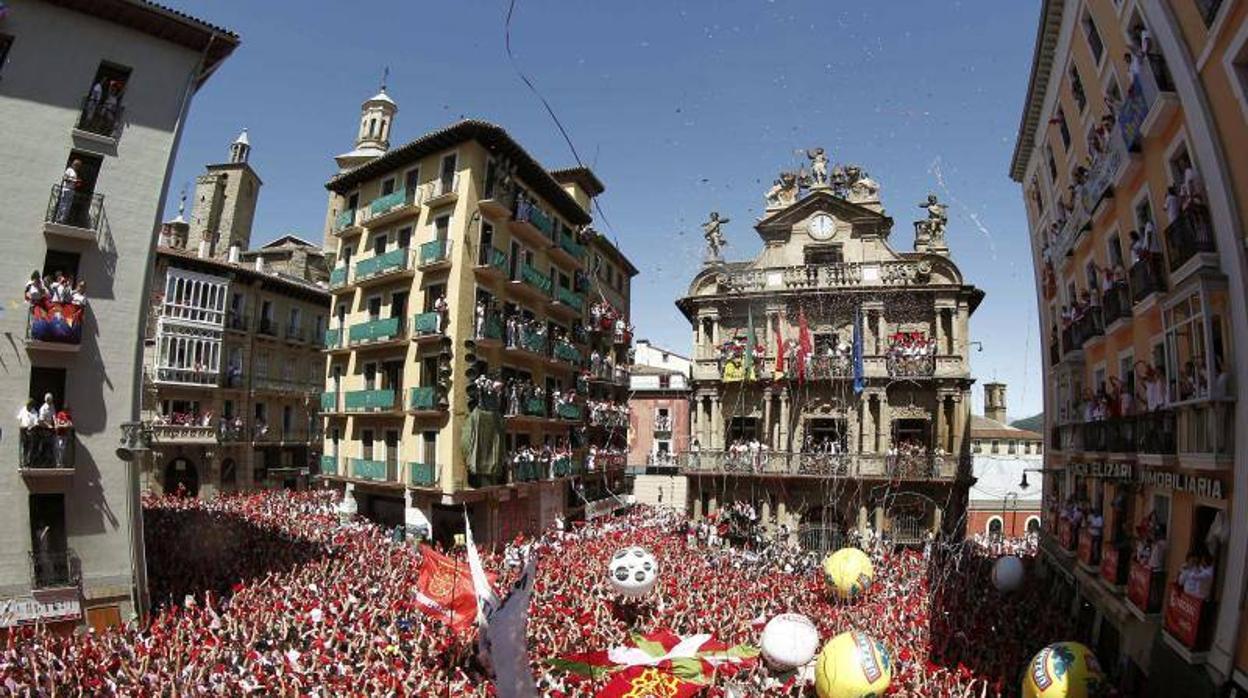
[1127,560,1151,612]
[1078,530,1093,565]
[1163,585,1203,649]
[1059,520,1074,549]
[1100,546,1120,585]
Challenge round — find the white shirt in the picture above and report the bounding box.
[62,166,79,188]
[1148,539,1167,570]
[1089,514,1104,536]
[1182,564,1214,599]
[16,407,37,429]
[38,403,54,426]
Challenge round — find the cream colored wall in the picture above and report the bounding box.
[323,140,592,491]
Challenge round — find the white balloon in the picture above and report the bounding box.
[761,613,820,670]
[608,546,660,597]
[991,555,1025,592]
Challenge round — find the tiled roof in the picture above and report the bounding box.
[549,166,605,197]
[325,119,592,227]
[970,415,1042,440]
[157,246,328,298]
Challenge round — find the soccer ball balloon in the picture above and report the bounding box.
[992,555,1025,592]
[760,613,820,670]
[1022,642,1105,698]
[814,630,892,698]
[822,548,874,600]
[608,546,659,597]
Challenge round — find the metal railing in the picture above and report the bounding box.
[721,261,932,293]
[412,311,443,337]
[30,549,81,590]
[344,389,400,412]
[1129,257,1166,304]
[355,248,414,280]
[478,246,508,272]
[409,461,438,487]
[75,93,125,139]
[19,427,76,469]
[1164,205,1216,273]
[348,316,404,344]
[1101,283,1132,327]
[676,450,961,479]
[45,185,104,232]
[418,239,452,266]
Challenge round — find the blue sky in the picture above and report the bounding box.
[167,0,1044,419]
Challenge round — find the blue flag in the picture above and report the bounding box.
[852,305,865,394]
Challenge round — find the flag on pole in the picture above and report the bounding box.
[773,315,785,379]
[852,305,865,394]
[413,544,479,633]
[480,554,540,698]
[796,309,813,384]
[744,308,756,380]
[464,511,499,625]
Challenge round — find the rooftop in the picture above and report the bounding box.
[1008,0,1064,182]
[326,119,592,227]
[970,415,1042,441]
[157,245,328,299]
[51,0,240,87]
[550,166,606,197]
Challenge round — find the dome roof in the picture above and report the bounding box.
[366,88,396,107]
[233,128,250,146]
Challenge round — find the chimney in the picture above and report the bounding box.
[197,239,210,258]
[228,244,241,264]
[254,256,265,273]
[984,382,1007,424]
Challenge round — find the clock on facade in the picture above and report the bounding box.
[808,213,836,240]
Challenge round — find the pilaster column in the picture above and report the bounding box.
[711,395,722,449]
[762,390,773,448]
[878,392,891,453]
[876,309,886,354]
[779,392,790,451]
[935,392,948,454]
[690,396,701,447]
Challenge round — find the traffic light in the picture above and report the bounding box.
[436,337,453,409]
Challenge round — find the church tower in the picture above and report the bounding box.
[334,85,398,172]
[189,128,263,259]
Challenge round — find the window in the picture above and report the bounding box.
[987,517,1003,537]
[404,168,420,199]
[381,178,395,196]
[362,429,374,460]
[0,34,13,78]
[1069,64,1087,112]
[372,234,386,256]
[1008,440,1017,454]
[282,406,293,434]
[1164,293,1211,402]
[434,215,450,241]
[398,226,412,249]
[1026,517,1042,534]
[805,245,843,265]
[973,440,982,453]
[440,153,457,189]
[29,367,67,410]
[366,295,382,320]
[29,494,68,587]
[288,307,301,331]
[42,250,81,286]
[1107,233,1124,268]
[221,459,237,486]
[77,62,132,137]
[1082,10,1104,64]
[347,193,359,211]
[990,439,999,454]
[659,374,671,389]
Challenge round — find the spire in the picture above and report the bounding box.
[229,127,250,164]
[336,76,399,172]
[173,187,187,224]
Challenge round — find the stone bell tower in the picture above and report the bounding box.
[188,128,262,259]
[984,382,1007,423]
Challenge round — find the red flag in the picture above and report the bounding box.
[598,666,703,698]
[774,315,785,376]
[413,545,479,633]
[796,309,813,384]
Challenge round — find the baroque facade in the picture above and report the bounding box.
[140,132,330,497]
[1010,0,1248,693]
[0,0,236,628]
[676,155,982,548]
[318,89,635,544]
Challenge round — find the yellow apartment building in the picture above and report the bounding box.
[1010,0,1248,693]
[318,90,634,544]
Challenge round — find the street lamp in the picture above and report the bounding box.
[1018,467,1063,490]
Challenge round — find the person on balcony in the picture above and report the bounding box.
[70,280,87,307]
[15,399,38,467]
[53,405,73,468]
[56,159,83,225]
[84,79,105,128]
[1128,229,1146,265]
[1180,156,1204,210]
[1164,185,1181,224]
[98,80,124,134]
[23,271,47,308]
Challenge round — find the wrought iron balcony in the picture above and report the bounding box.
[74,93,125,140]
[320,455,338,477]
[476,312,503,342]
[25,303,84,350]
[552,340,582,366]
[333,209,358,233]
[1129,257,1166,304]
[514,196,555,238]
[409,461,438,487]
[418,239,452,267]
[19,427,76,471]
[324,328,343,349]
[44,185,104,237]
[408,386,440,411]
[354,248,413,281]
[477,246,508,275]
[520,263,552,295]
[553,286,584,312]
[412,311,443,338]
[722,261,932,294]
[676,450,961,479]
[1101,283,1132,327]
[344,389,399,412]
[1164,205,1216,274]
[348,317,403,345]
[30,549,81,590]
[321,391,340,412]
[352,458,395,482]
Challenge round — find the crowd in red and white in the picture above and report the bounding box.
[0,490,1105,696]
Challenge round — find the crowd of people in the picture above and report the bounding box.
[884,332,936,377]
[507,443,578,481]
[886,438,942,478]
[586,400,628,428]
[0,490,1102,696]
[14,394,74,468]
[24,270,89,310]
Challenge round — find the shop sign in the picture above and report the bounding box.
[0,596,81,628]
[1127,560,1151,611]
[1100,546,1120,585]
[1163,584,1202,648]
[1069,462,1133,479]
[1138,471,1225,500]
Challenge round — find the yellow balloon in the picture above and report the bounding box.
[814,631,892,698]
[821,548,874,600]
[1021,642,1106,698]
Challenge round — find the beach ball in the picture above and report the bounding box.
[761,613,821,670]
[1022,642,1105,698]
[822,548,874,600]
[814,631,892,698]
[608,546,659,597]
[992,555,1025,592]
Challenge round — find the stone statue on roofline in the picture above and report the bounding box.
[702,211,730,263]
[917,193,948,247]
[764,172,802,210]
[806,147,830,188]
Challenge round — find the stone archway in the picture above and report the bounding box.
[164,457,200,497]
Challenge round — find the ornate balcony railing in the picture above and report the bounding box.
[552,340,582,365]
[409,462,438,487]
[515,197,555,237]
[557,231,586,261]
[408,386,439,411]
[321,391,339,412]
[555,402,582,420]
[476,312,503,341]
[19,427,76,470]
[721,261,933,294]
[554,286,584,312]
[419,239,452,266]
[344,389,398,412]
[320,455,338,477]
[352,458,395,482]
[30,549,81,590]
[1164,205,1216,274]
[75,93,126,139]
[412,311,443,337]
[520,263,552,295]
[1101,283,1132,327]
[348,317,403,344]
[334,209,357,232]
[355,248,413,280]
[367,189,408,218]
[324,328,343,349]
[676,450,961,479]
[1129,257,1166,304]
[45,185,104,233]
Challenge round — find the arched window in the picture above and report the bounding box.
[987,516,1004,537]
[1026,516,1041,534]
